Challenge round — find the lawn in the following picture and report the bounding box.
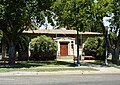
[0,61,97,72]
[0,61,74,68]
[85,59,120,69]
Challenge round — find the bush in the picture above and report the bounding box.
[83,37,105,60]
[29,35,57,60]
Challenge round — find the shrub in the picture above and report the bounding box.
[29,35,57,60]
[83,37,105,60]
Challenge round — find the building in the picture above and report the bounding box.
[23,29,102,60]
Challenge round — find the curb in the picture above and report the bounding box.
[0,67,120,76]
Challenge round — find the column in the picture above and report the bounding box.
[57,41,60,59]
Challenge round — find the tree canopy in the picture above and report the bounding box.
[0,0,120,64]
[52,0,113,31]
[51,0,94,31]
[108,0,120,63]
[52,0,120,64]
[0,0,55,65]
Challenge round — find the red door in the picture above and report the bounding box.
[60,42,68,56]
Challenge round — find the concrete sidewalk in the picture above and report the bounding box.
[0,66,119,76]
[92,66,120,74]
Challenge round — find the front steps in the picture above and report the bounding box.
[57,56,74,59]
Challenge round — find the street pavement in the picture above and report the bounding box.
[0,74,120,85]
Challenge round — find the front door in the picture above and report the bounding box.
[60,42,68,56]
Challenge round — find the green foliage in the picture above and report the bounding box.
[83,37,105,59]
[109,0,120,49]
[88,0,113,33]
[51,0,113,32]
[30,35,57,60]
[0,0,55,35]
[108,32,118,49]
[110,0,120,28]
[51,0,93,31]
[91,0,113,19]
[0,0,55,64]
[16,35,30,52]
[107,0,120,63]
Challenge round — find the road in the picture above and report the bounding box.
[0,74,120,85]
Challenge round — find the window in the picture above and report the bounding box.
[79,39,82,46]
[71,41,74,49]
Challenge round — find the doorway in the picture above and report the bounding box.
[60,42,68,56]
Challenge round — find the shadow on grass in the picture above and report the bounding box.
[84,60,120,67]
[0,61,74,68]
[55,61,74,66]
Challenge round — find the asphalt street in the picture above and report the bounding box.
[0,74,120,85]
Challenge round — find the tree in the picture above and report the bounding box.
[51,0,93,31]
[83,37,105,60]
[0,0,30,65]
[0,0,55,65]
[52,0,95,66]
[29,35,57,60]
[88,0,113,65]
[52,0,120,64]
[108,0,120,63]
[90,0,120,64]
[16,35,30,61]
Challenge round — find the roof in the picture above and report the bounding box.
[23,29,102,35]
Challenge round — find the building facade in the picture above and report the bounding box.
[0,29,102,60]
[23,29,102,60]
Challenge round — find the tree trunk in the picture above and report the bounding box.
[8,41,16,65]
[2,38,7,59]
[111,48,119,64]
[100,20,120,64]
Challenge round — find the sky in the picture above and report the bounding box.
[40,23,53,29]
[40,17,111,29]
[103,17,111,27]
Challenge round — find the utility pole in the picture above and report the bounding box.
[105,29,108,65]
[77,28,80,66]
[75,0,80,66]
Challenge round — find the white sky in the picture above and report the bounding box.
[40,17,111,29]
[40,23,53,29]
[103,17,111,26]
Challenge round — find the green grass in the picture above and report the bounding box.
[24,67,97,72]
[0,67,97,72]
[0,61,74,68]
[0,61,97,72]
[87,60,120,68]
[0,68,16,72]
[107,62,120,69]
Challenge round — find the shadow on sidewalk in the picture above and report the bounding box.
[81,62,110,67]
